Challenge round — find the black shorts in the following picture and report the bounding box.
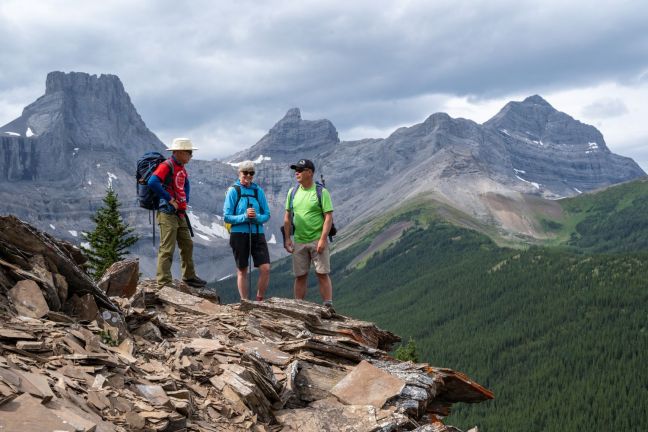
[229,233,270,269]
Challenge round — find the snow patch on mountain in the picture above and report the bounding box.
[186,211,229,240]
[515,175,540,190]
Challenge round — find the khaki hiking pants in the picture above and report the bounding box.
[156,212,196,286]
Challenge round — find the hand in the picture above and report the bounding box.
[284,238,294,253]
[169,198,179,210]
[317,238,327,254]
[247,208,256,219]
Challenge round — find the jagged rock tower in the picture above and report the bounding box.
[0,71,165,182]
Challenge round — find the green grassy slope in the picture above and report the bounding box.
[541,178,648,252]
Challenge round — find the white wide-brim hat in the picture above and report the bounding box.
[166,137,198,151]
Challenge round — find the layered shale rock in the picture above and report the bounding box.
[0,216,492,431]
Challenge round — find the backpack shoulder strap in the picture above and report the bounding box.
[162,159,174,186]
[252,186,264,215]
[315,183,323,206]
[288,184,300,211]
[231,184,242,211]
[315,182,328,212]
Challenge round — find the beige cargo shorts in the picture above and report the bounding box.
[292,240,330,276]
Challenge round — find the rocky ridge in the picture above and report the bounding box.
[230,97,645,237]
[0,215,492,431]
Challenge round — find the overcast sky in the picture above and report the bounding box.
[1,0,647,170]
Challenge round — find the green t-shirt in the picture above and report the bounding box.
[285,184,334,243]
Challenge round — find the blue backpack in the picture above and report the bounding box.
[136,152,173,210]
[136,152,174,244]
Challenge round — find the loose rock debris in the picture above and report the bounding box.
[0,215,493,431]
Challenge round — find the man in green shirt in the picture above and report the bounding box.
[283,159,334,307]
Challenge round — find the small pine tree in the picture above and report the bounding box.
[394,337,419,363]
[82,187,139,280]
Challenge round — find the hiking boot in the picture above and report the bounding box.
[183,276,207,287]
[323,301,336,314]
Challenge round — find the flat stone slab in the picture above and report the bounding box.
[235,341,292,366]
[8,280,49,318]
[0,328,36,340]
[186,338,224,354]
[98,259,138,298]
[136,384,171,408]
[276,397,398,432]
[330,360,406,409]
[157,286,223,315]
[0,393,95,431]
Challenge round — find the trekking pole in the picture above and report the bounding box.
[151,210,156,246]
[247,202,253,299]
[182,211,194,238]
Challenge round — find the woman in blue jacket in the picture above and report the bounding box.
[223,160,271,301]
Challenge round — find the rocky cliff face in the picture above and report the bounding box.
[1,72,645,280]
[0,72,233,280]
[0,71,165,181]
[483,95,643,196]
[227,108,340,162]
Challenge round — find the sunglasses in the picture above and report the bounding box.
[295,168,306,173]
[241,171,255,176]
[184,150,193,156]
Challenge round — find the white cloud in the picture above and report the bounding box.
[435,80,648,172]
[582,98,629,119]
[157,120,268,161]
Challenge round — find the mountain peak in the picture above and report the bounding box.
[484,94,567,136]
[522,94,552,107]
[226,108,339,162]
[424,112,452,124]
[45,71,125,96]
[483,94,615,164]
[0,71,164,182]
[282,107,302,121]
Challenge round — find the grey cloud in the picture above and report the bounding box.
[613,136,648,173]
[638,70,648,84]
[582,98,629,119]
[2,0,648,160]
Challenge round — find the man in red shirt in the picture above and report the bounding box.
[147,138,206,288]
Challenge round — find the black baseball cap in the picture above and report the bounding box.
[290,159,315,171]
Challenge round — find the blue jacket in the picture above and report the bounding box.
[223,180,270,234]
[147,156,191,214]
